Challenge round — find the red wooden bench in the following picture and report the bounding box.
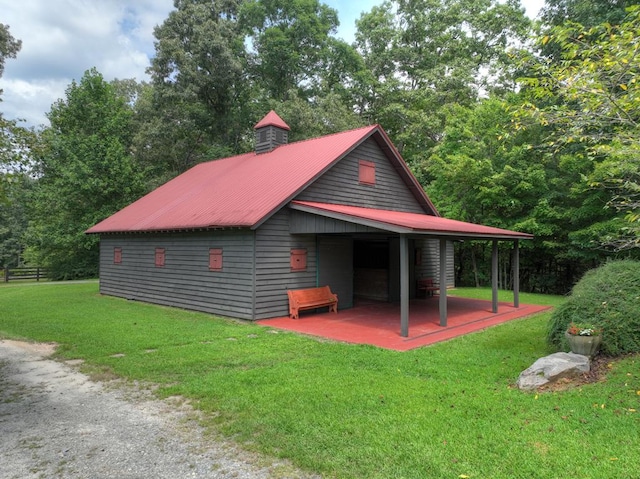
[417,278,439,297]
[287,286,338,319]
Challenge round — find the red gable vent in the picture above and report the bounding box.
[359,160,376,185]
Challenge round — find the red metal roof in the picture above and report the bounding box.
[254,110,291,131]
[88,124,410,234]
[290,201,533,240]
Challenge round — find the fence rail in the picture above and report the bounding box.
[3,267,50,282]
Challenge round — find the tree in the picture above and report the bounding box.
[518,7,640,251]
[0,23,21,97]
[0,117,35,268]
[540,0,631,28]
[26,69,145,278]
[148,0,250,163]
[141,0,366,185]
[240,0,346,100]
[353,0,532,176]
[0,23,30,268]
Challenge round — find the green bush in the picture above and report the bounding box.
[548,260,640,356]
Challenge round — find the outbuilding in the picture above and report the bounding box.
[87,111,531,336]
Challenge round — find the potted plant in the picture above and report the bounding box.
[565,322,603,357]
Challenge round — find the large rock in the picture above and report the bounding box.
[517,352,591,391]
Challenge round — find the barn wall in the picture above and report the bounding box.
[414,238,455,288]
[289,210,385,234]
[98,230,256,319]
[254,209,317,320]
[297,137,426,213]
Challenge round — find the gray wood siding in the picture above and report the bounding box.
[254,209,317,319]
[414,238,455,288]
[289,210,386,234]
[318,236,354,309]
[297,138,426,213]
[99,231,256,319]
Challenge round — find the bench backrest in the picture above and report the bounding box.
[288,286,334,304]
[417,278,434,288]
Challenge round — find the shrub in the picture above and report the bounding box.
[548,260,640,356]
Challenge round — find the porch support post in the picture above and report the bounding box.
[492,240,499,313]
[513,240,520,308]
[400,234,409,337]
[439,238,447,327]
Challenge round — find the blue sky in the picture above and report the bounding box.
[0,0,543,128]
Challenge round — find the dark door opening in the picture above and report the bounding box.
[353,239,389,301]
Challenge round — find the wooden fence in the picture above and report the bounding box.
[3,267,50,282]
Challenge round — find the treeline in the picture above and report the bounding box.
[1,0,639,292]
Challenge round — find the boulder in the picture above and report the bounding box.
[517,352,591,391]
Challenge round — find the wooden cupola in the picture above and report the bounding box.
[254,110,291,154]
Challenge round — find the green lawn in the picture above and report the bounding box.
[1,283,638,478]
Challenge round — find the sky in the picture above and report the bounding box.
[0,0,545,128]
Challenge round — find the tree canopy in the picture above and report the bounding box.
[25,69,146,278]
[519,6,640,252]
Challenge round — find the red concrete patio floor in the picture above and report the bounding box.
[257,296,550,351]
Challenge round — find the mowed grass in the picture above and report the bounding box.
[1,283,639,478]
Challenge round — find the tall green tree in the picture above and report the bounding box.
[0,23,31,268]
[540,0,632,28]
[148,0,250,165]
[0,23,21,98]
[26,69,145,279]
[427,95,618,293]
[519,6,640,252]
[353,0,532,176]
[141,0,366,185]
[0,117,35,269]
[240,0,346,100]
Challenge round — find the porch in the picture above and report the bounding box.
[258,296,550,351]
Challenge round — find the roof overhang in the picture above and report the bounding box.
[289,201,533,241]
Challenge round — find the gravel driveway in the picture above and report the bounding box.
[0,340,317,479]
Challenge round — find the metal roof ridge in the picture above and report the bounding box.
[286,124,378,147]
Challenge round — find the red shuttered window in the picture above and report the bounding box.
[290,249,307,271]
[209,248,223,271]
[114,247,122,265]
[359,160,376,185]
[155,248,165,267]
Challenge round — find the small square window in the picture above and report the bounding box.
[290,249,307,271]
[359,160,376,185]
[114,247,122,265]
[209,248,223,271]
[155,248,165,267]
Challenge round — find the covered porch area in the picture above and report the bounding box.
[289,201,535,339]
[258,296,550,351]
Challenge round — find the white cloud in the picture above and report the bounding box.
[0,0,173,126]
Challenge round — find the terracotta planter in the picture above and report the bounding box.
[565,331,602,357]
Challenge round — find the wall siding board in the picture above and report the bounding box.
[413,238,455,288]
[98,230,255,319]
[297,138,426,213]
[254,209,317,319]
[290,210,385,234]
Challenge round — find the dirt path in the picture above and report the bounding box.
[0,340,316,479]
